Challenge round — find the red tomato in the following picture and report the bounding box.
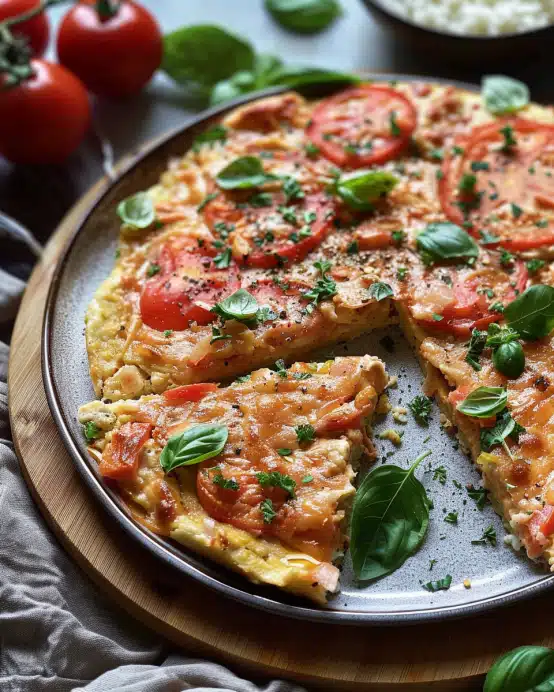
[163,383,218,403]
[526,505,554,558]
[57,0,162,97]
[0,60,90,164]
[440,118,554,250]
[99,421,151,481]
[0,0,49,55]
[417,260,528,338]
[140,245,240,332]
[306,84,417,168]
[203,191,334,269]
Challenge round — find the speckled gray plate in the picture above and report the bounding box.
[42,76,554,625]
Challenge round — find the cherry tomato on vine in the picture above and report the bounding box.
[0,60,91,164]
[0,0,49,56]
[56,0,162,98]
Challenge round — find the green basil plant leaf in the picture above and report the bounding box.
[416,222,479,264]
[350,450,431,581]
[265,0,342,34]
[211,288,259,322]
[160,424,228,472]
[210,71,258,105]
[336,171,399,211]
[505,284,554,341]
[482,75,530,116]
[216,156,277,190]
[368,281,393,302]
[117,192,156,230]
[484,645,554,692]
[480,410,525,452]
[162,25,255,93]
[456,386,507,418]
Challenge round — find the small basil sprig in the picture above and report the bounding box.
[265,0,342,34]
[416,222,479,265]
[350,450,431,581]
[456,386,507,418]
[335,171,399,211]
[160,424,228,472]
[216,156,278,190]
[117,192,156,230]
[505,284,554,341]
[480,410,525,454]
[484,645,554,692]
[482,75,530,116]
[162,24,358,106]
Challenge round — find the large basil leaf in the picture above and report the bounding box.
[162,25,255,92]
[484,646,554,692]
[336,171,399,211]
[216,156,277,190]
[350,451,431,581]
[117,192,155,230]
[160,424,228,472]
[505,285,554,341]
[416,222,479,264]
[456,386,507,418]
[265,0,342,34]
[211,288,259,322]
[482,75,529,116]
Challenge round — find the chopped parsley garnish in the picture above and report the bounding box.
[479,230,499,245]
[465,328,487,371]
[429,148,443,161]
[249,192,273,207]
[278,448,292,456]
[295,423,315,444]
[210,326,231,344]
[273,359,288,378]
[302,261,337,314]
[257,470,297,498]
[432,313,444,321]
[197,192,218,212]
[391,229,405,244]
[423,575,452,592]
[470,161,489,172]
[235,373,251,383]
[458,173,477,193]
[527,259,545,275]
[212,471,239,491]
[146,263,160,277]
[408,395,432,426]
[163,329,173,337]
[429,559,438,570]
[452,145,464,156]
[260,498,277,524]
[389,110,401,137]
[535,219,549,228]
[282,176,304,203]
[213,247,232,269]
[471,524,497,546]
[304,142,320,158]
[436,169,444,181]
[480,410,526,453]
[302,474,313,483]
[214,221,234,238]
[192,124,227,152]
[444,511,458,525]
[467,485,487,510]
[511,203,523,218]
[84,421,100,441]
[433,466,447,485]
[346,240,359,254]
[489,301,504,313]
[499,124,517,151]
[500,249,515,268]
[292,372,312,380]
[396,267,408,281]
[280,205,298,225]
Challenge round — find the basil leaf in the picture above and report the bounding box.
[350,451,431,581]
[423,574,452,592]
[484,646,554,692]
[192,125,227,152]
[265,0,342,34]
[336,171,399,211]
[368,281,393,302]
[253,53,284,84]
[266,65,359,89]
[162,25,255,92]
[482,75,530,116]
[480,410,525,452]
[216,156,277,190]
[210,70,257,105]
[160,424,228,472]
[211,288,259,322]
[456,386,507,418]
[416,222,479,264]
[505,285,554,341]
[117,192,155,230]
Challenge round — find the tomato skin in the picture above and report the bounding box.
[307,84,417,168]
[57,0,162,98]
[0,0,49,56]
[99,421,151,481]
[526,505,554,558]
[163,383,218,403]
[0,60,90,164]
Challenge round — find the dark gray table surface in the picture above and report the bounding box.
[1,0,552,249]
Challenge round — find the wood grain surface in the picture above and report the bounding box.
[8,160,554,692]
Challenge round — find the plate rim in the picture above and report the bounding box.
[41,73,554,626]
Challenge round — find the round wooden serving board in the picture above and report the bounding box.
[8,137,554,692]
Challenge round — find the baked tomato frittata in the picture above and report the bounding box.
[80,79,554,602]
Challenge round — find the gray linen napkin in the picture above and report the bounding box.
[0,218,306,692]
